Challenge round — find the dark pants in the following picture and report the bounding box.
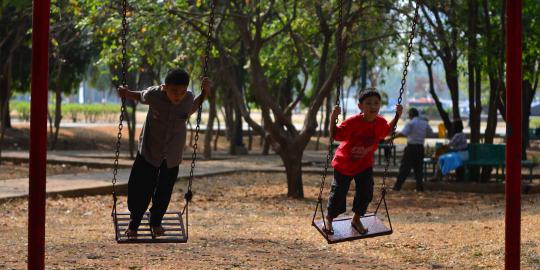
[394,144,424,191]
[327,168,374,219]
[127,153,179,230]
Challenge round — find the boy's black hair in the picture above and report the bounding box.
[409,107,419,117]
[165,68,190,86]
[452,119,464,133]
[358,88,382,103]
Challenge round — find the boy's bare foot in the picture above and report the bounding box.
[151,225,165,237]
[351,220,368,234]
[124,228,137,239]
[323,217,334,235]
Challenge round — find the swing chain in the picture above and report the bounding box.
[381,3,419,191]
[112,0,129,214]
[317,0,344,203]
[185,0,217,204]
[313,1,345,236]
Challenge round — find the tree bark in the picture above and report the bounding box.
[467,0,481,145]
[323,93,332,137]
[50,62,63,149]
[213,111,220,151]
[444,60,461,122]
[483,0,504,146]
[203,85,217,159]
[281,147,304,198]
[0,58,13,162]
[424,59,452,131]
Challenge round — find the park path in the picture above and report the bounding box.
[1,147,539,201]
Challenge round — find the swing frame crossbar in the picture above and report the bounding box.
[113,211,187,244]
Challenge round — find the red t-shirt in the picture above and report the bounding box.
[332,114,390,176]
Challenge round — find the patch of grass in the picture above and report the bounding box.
[531,116,540,128]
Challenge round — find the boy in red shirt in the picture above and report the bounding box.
[325,89,402,234]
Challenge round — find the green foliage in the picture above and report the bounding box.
[49,0,99,95]
[62,103,135,123]
[10,101,30,121]
[531,117,540,128]
[79,0,208,87]
[10,101,130,123]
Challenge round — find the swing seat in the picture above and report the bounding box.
[113,211,187,244]
[313,213,392,244]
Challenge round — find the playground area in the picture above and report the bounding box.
[1,172,540,270]
[1,124,539,269]
[1,0,537,269]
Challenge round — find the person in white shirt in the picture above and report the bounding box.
[392,108,434,191]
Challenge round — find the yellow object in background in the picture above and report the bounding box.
[438,123,446,139]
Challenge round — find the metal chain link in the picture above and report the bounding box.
[381,3,419,192]
[312,0,345,233]
[314,2,420,225]
[316,0,344,203]
[111,0,129,216]
[184,0,217,206]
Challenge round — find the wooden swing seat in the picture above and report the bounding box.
[313,213,392,244]
[113,211,187,244]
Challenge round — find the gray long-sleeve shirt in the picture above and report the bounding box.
[138,85,194,168]
[400,117,434,145]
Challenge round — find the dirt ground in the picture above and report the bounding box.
[1,172,539,270]
[0,161,109,180]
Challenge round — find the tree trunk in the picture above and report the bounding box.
[203,87,216,159]
[315,103,324,151]
[281,149,304,198]
[425,60,452,131]
[483,0,501,145]
[467,0,481,144]
[233,106,247,155]
[444,60,461,122]
[51,63,63,149]
[247,126,253,151]
[262,133,270,155]
[323,93,332,137]
[51,88,62,149]
[0,58,14,162]
[522,80,534,159]
[213,111,220,151]
[3,101,11,129]
[125,100,137,158]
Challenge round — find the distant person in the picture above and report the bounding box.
[325,89,403,235]
[117,68,211,239]
[436,119,468,181]
[392,107,434,192]
[447,120,467,152]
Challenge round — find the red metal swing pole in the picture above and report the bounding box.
[29,0,51,269]
[505,0,522,269]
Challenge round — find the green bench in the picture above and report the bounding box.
[529,128,540,140]
[464,144,538,182]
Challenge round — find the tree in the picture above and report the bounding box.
[80,0,205,157]
[521,1,540,157]
[0,1,32,162]
[418,39,452,131]
[229,0,396,198]
[48,0,98,149]
[418,0,463,122]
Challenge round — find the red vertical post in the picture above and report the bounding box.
[505,0,522,269]
[29,0,51,269]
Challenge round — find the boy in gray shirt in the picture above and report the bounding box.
[117,69,211,238]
